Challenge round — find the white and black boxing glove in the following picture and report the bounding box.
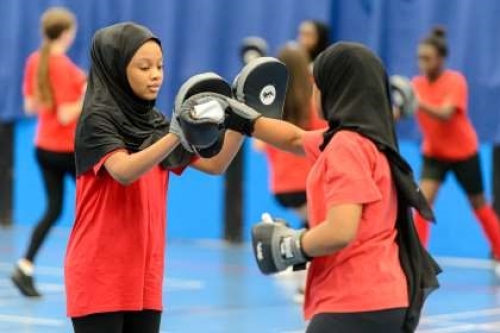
[173,93,227,157]
[179,91,264,137]
[251,213,311,275]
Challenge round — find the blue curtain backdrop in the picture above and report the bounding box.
[0,0,330,121]
[3,0,500,258]
[329,0,500,142]
[2,0,500,139]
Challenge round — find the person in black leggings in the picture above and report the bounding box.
[26,148,76,260]
[11,7,86,297]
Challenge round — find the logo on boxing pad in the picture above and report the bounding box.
[256,242,264,261]
[259,85,276,106]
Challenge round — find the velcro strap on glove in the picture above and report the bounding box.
[178,93,227,153]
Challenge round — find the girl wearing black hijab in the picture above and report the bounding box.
[64,23,243,333]
[247,43,440,332]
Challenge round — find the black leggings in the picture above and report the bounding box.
[71,310,162,333]
[24,148,75,262]
[306,308,407,333]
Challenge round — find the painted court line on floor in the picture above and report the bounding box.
[436,256,496,270]
[0,279,202,293]
[0,314,64,327]
[0,262,62,277]
[0,255,495,274]
[417,320,500,333]
[421,307,500,321]
[0,278,64,292]
[0,264,204,294]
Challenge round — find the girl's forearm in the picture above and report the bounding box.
[105,133,180,185]
[252,117,305,155]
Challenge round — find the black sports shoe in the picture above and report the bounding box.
[11,266,41,297]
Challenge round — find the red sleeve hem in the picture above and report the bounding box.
[93,149,127,175]
[302,130,323,161]
[325,175,382,208]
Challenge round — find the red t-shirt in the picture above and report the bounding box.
[413,70,478,160]
[263,106,327,194]
[23,52,86,152]
[302,130,408,319]
[64,151,186,317]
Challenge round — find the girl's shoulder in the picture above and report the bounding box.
[328,131,379,162]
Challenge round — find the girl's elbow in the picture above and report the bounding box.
[115,176,134,186]
[336,239,352,250]
[331,233,356,251]
[288,134,305,155]
[197,157,230,175]
[204,163,227,175]
[109,170,136,186]
[214,165,228,175]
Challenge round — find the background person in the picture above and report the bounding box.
[12,7,86,297]
[412,27,500,265]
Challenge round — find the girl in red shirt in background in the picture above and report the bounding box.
[412,27,500,262]
[255,44,326,228]
[65,23,243,333]
[243,43,439,332]
[12,7,86,297]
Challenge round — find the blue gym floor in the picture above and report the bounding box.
[1,225,500,332]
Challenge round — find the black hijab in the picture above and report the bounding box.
[75,22,192,176]
[313,42,441,332]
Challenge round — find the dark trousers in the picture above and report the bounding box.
[24,148,75,262]
[71,310,162,333]
[0,122,14,226]
[306,308,407,333]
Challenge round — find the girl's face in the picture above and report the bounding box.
[313,83,324,119]
[297,21,318,54]
[417,44,443,77]
[126,41,164,101]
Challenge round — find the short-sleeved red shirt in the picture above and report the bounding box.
[64,151,186,317]
[263,106,327,194]
[23,51,86,152]
[302,130,408,319]
[413,70,478,160]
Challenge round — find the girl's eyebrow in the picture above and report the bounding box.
[134,56,163,62]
